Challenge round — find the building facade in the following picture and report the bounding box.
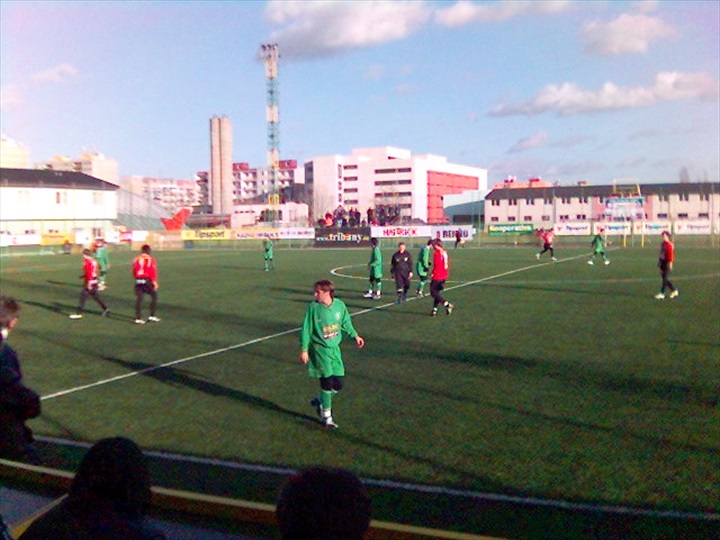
[485,179,720,229]
[231,160,300,202]
[304,146,487,225]
[209,115,234,215]
[0,136,31,169]
[0,168,118,239]
[37,151,119,185]
[120,175,201,214]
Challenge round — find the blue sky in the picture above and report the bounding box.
[1,0,718,186]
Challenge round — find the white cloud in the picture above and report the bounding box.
[489,71,719,117]
[265,0,432,59]
[508,131,549,153]
[581,13,675,55]
[30,64,78,84]
[0,85,24,111]
[435,0,571,27]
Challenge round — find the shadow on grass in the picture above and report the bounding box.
[100,356,318,425]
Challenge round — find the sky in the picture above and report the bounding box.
[1,0,718,186]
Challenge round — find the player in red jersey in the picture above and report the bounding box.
[132,244,160,324]
[69,249,109,319]
[655,231,678,300]
[429,239,454,316]
[535,228,557,261]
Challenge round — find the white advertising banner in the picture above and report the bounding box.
[555,223,591,236]
[371,226,433,238]
[674,221,712,235]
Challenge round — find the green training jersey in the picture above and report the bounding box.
[591,234,604,253]
[263,239,273,259]
[416,245,430,277]
[300,298,358,378]
[368,246,382,279]
[94,246,109,270]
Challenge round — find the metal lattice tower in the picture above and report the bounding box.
[259,43,280,208]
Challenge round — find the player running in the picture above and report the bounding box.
[390,242,413,303]
[363,238,383,299]
[415,239,432,296]
[429,239,454,317]
[93,239,110,290]
[535,228,557,261]
[69,249,110,319]
[588,230,610,266]
[300,280,365,429]
[132,244,160,324]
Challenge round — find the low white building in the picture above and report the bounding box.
[37,151,120,186]
[0,168,118,241]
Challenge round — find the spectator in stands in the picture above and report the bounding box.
[18,437,166,540]
[0,296,41,463]
[276,466,371,540]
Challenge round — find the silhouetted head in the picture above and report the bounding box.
[277,467,371,540]
[68,437,152,518]
[141,244,152,254]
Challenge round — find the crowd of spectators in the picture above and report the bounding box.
[319,204,403,228]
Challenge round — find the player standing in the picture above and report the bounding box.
[363,238,383,299]
[429,239,454,316]
[263,238,275,271]
[69,249,110,319]
[390,242,413,303]
[300,280,364,429]
[415,239,432,296]
[535,228,557,261]
[588,229,610,265]
[655,231,679,299]
[132,244,160,324]
[94,239,110,290]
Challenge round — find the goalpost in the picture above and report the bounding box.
[604,182,645,247]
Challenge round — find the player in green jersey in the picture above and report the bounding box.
[363,238,383,299]
[415,239,432,296]
[300,280,365,429]
[93,239,110,290]
[263,238,275,271]
[588,230,609,266]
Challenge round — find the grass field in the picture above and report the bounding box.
[1,242,718,537]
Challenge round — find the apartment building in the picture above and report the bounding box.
[37,151,119,185]
[120,175,201,214]
[304,146,487,224]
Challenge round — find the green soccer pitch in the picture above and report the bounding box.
[1,244,718,538]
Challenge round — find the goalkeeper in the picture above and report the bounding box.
[299,280,364,429]
[588,230,609,266]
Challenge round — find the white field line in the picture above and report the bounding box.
[37,252,594,401]
[34,435,720,521]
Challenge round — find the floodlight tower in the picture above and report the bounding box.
[259,43,280,217]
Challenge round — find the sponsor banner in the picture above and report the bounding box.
[41,233,70,246]
[0,234,42,247]
[314,227,372,247]
[598,222,631,235]
[605,197,644,220]
[432,225,475,242]
[674,221,712,235]
[233,227,315,240]
[487,223,534,236]
[555,223,591,236]
[371,226,432,238]
[180,229,232,241]
[640,222,671,235]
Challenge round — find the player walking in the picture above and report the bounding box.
[390,242,413,303]
[655,231,678,300]
[429,239,454,316]
[536,228,557,261]
[132,244,160,324]
[69,249,110,319]
[300,280,364,429]
[94,239,110,290]
[263,238,275,271]
[588,230,610,266]
[415,239,432,296]
[363,238,383,299]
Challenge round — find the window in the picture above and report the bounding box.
[508,216,516,222]
[561,197,571,204]
[374,168,398,174]
[699,212,709,218]
[524,216,533,221]
[491,216,499,222]
[701,193,709,201]
[657,213,668,219]
[678,213,688,219]
[542,215,550,221]
[344,176,358,182]
[491,199,501,206]
[344,199,358,205]
[679,193,689,202]
[559,215,569,221]
[660,194,669,202]
[398,167,412,173]
[526,198,535,205]
[544,198,552,204]
[343,188,358,193]
[576,214,586,220]
[509,199,517,206]
[375,179,411,186]
[598,196,604,203]
[343,164,358,170]
[56,191,68,204]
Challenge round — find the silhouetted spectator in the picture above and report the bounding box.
[0,296,40,462]
[18,437,166,540]
[277,467,371,540]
